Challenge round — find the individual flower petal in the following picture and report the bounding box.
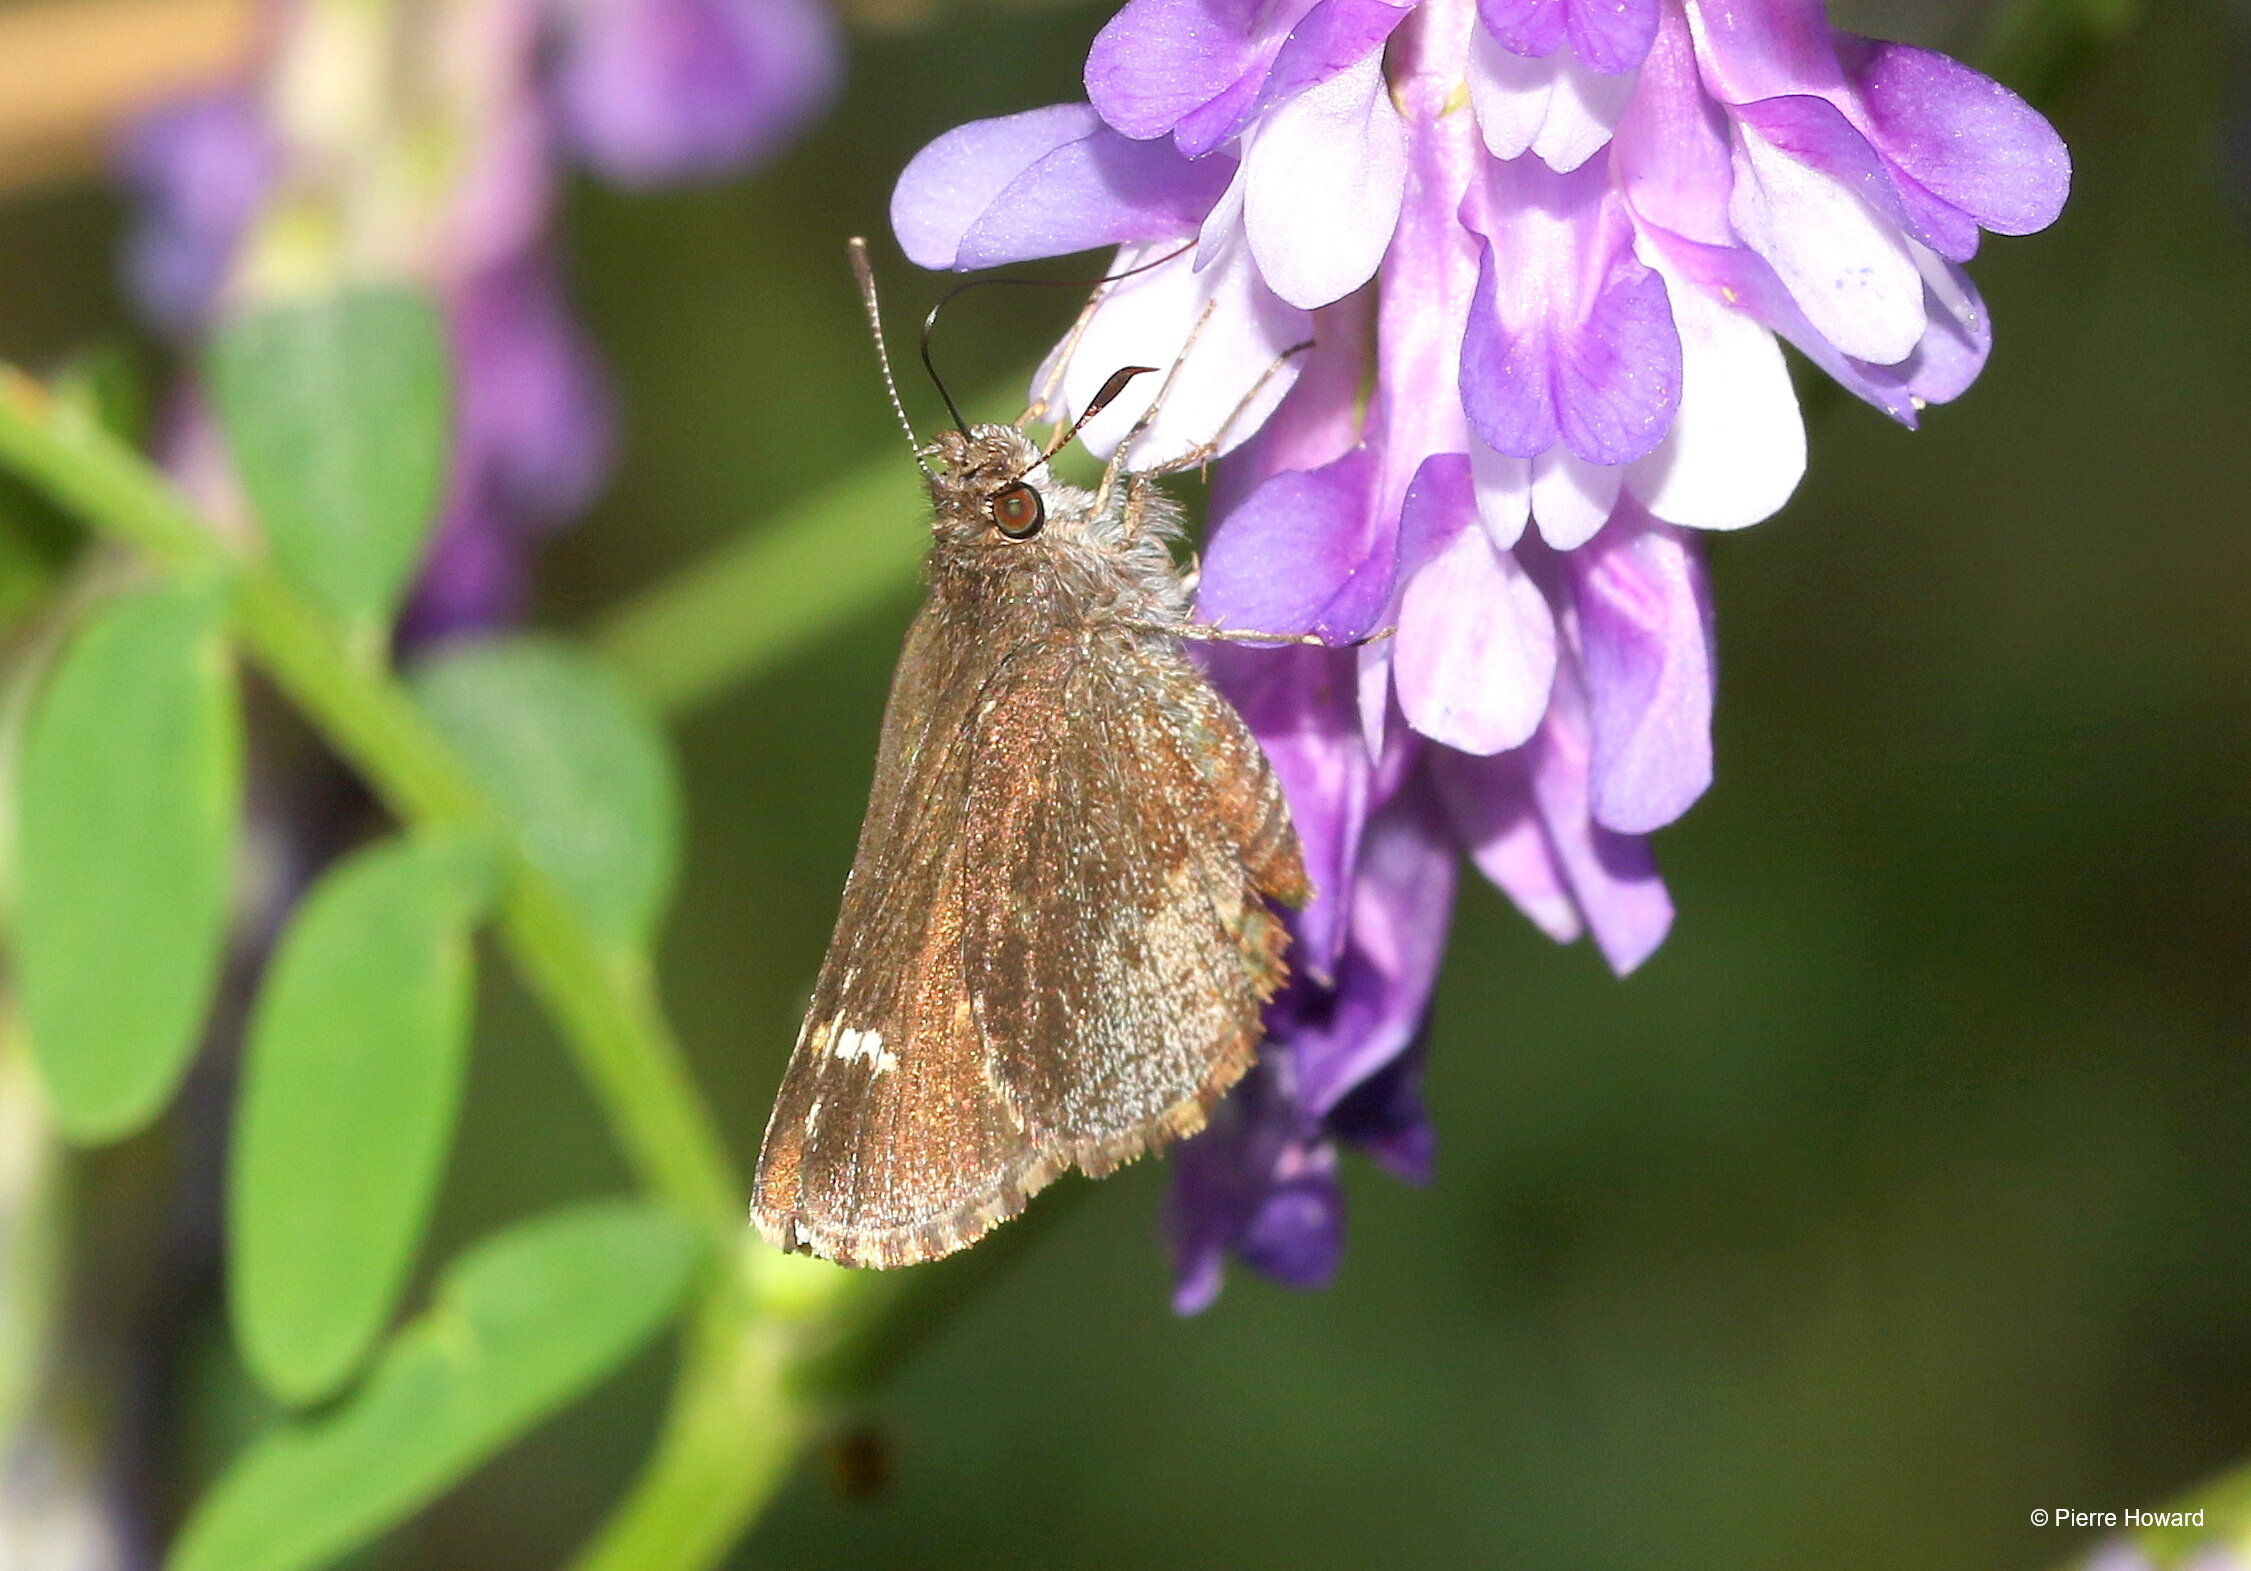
[1371,73,1482,521]
[1526,668,1673,971]
[1529,446,1621,549]
[1469,436,1531,550]
[1561,0,1658,75]
[1726,116,1926,364]
[1731,89,1975,260]
[1459,155,1682,466]
[1210,289,1375,511]
[891,105,1233,271]
[1087,0,1280,144]
[1880,243,1989,407]
[1479,0,1567,59]
[1843,37,2069,238]
[1256,0,1418,125]
[894,105,1099,266]
[1638,222,1928,423]
[1610,4,1734,246]
[1624,250,1804,529]
[1478,0,1656,73]
[1431,747,1583,942]
[1242,51,1408,309]
[1392,456,1559,754]
[1033,238,1311,468]
[1440,673,1672,971]
[552,0,840,186]
[1458,239,1560,456]
[1200,446,1395,642]
[1204,644,1372,978]
[1235,1148,1347,1288]
[1683,0,1849,104]
[1552,256,1678,463]
[1467,27,1634,172]
[1089,0,1406,160]
[1285,773,1459,1116]
[1567,508,1714,832]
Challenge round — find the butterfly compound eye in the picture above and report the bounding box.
[990,482,1045,539]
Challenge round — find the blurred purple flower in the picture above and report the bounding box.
[895,0,2066,1305]
[552,0,842,186]
[403,260,615,641]
[118,94,278,336]
[119,0,839,638]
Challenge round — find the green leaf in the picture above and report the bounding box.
[16,579,240,1142]
[230,830,493,1408]
[208,287,449,634]
[172,1202,699,1571]
[413,636,680,949]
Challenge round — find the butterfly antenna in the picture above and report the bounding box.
[848,238,933,478]
[918,290,976,441]
[918,240,1198,451]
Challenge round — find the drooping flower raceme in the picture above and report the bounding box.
[893,0,2068,1310]
[121,0,840,638]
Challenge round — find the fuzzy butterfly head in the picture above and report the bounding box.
[923,424,1086,548]
[921,422,1187,620]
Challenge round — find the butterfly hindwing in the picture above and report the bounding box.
[960,627,1306,1171]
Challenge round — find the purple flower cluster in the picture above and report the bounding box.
[120,0,841,639]
[892,0,2068,1309]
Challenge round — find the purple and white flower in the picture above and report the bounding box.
[893,0,2067,1306]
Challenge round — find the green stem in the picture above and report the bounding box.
[571,1271,803,1571]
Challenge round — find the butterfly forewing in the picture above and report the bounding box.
[752,608,1306,1267]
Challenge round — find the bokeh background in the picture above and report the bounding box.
[5,0,2250,1566]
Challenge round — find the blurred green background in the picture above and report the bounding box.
[8,0,2251,1566]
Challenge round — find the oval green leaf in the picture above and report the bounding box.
[230,830,492,1408]
[173,1202,699,1571]
[16,579,241,1142]
[208,287,449,634]
[413,636,680,949]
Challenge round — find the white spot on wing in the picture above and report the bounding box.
[827,1024,896,1076]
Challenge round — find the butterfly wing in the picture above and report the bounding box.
[959,631,1306,1172]
[752,605,1045,1268]
[752,614,1307,1268]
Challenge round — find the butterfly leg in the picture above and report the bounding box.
[1122,338,1317,498]
[1023,285,1111,433]
[1124,620,1397,647]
